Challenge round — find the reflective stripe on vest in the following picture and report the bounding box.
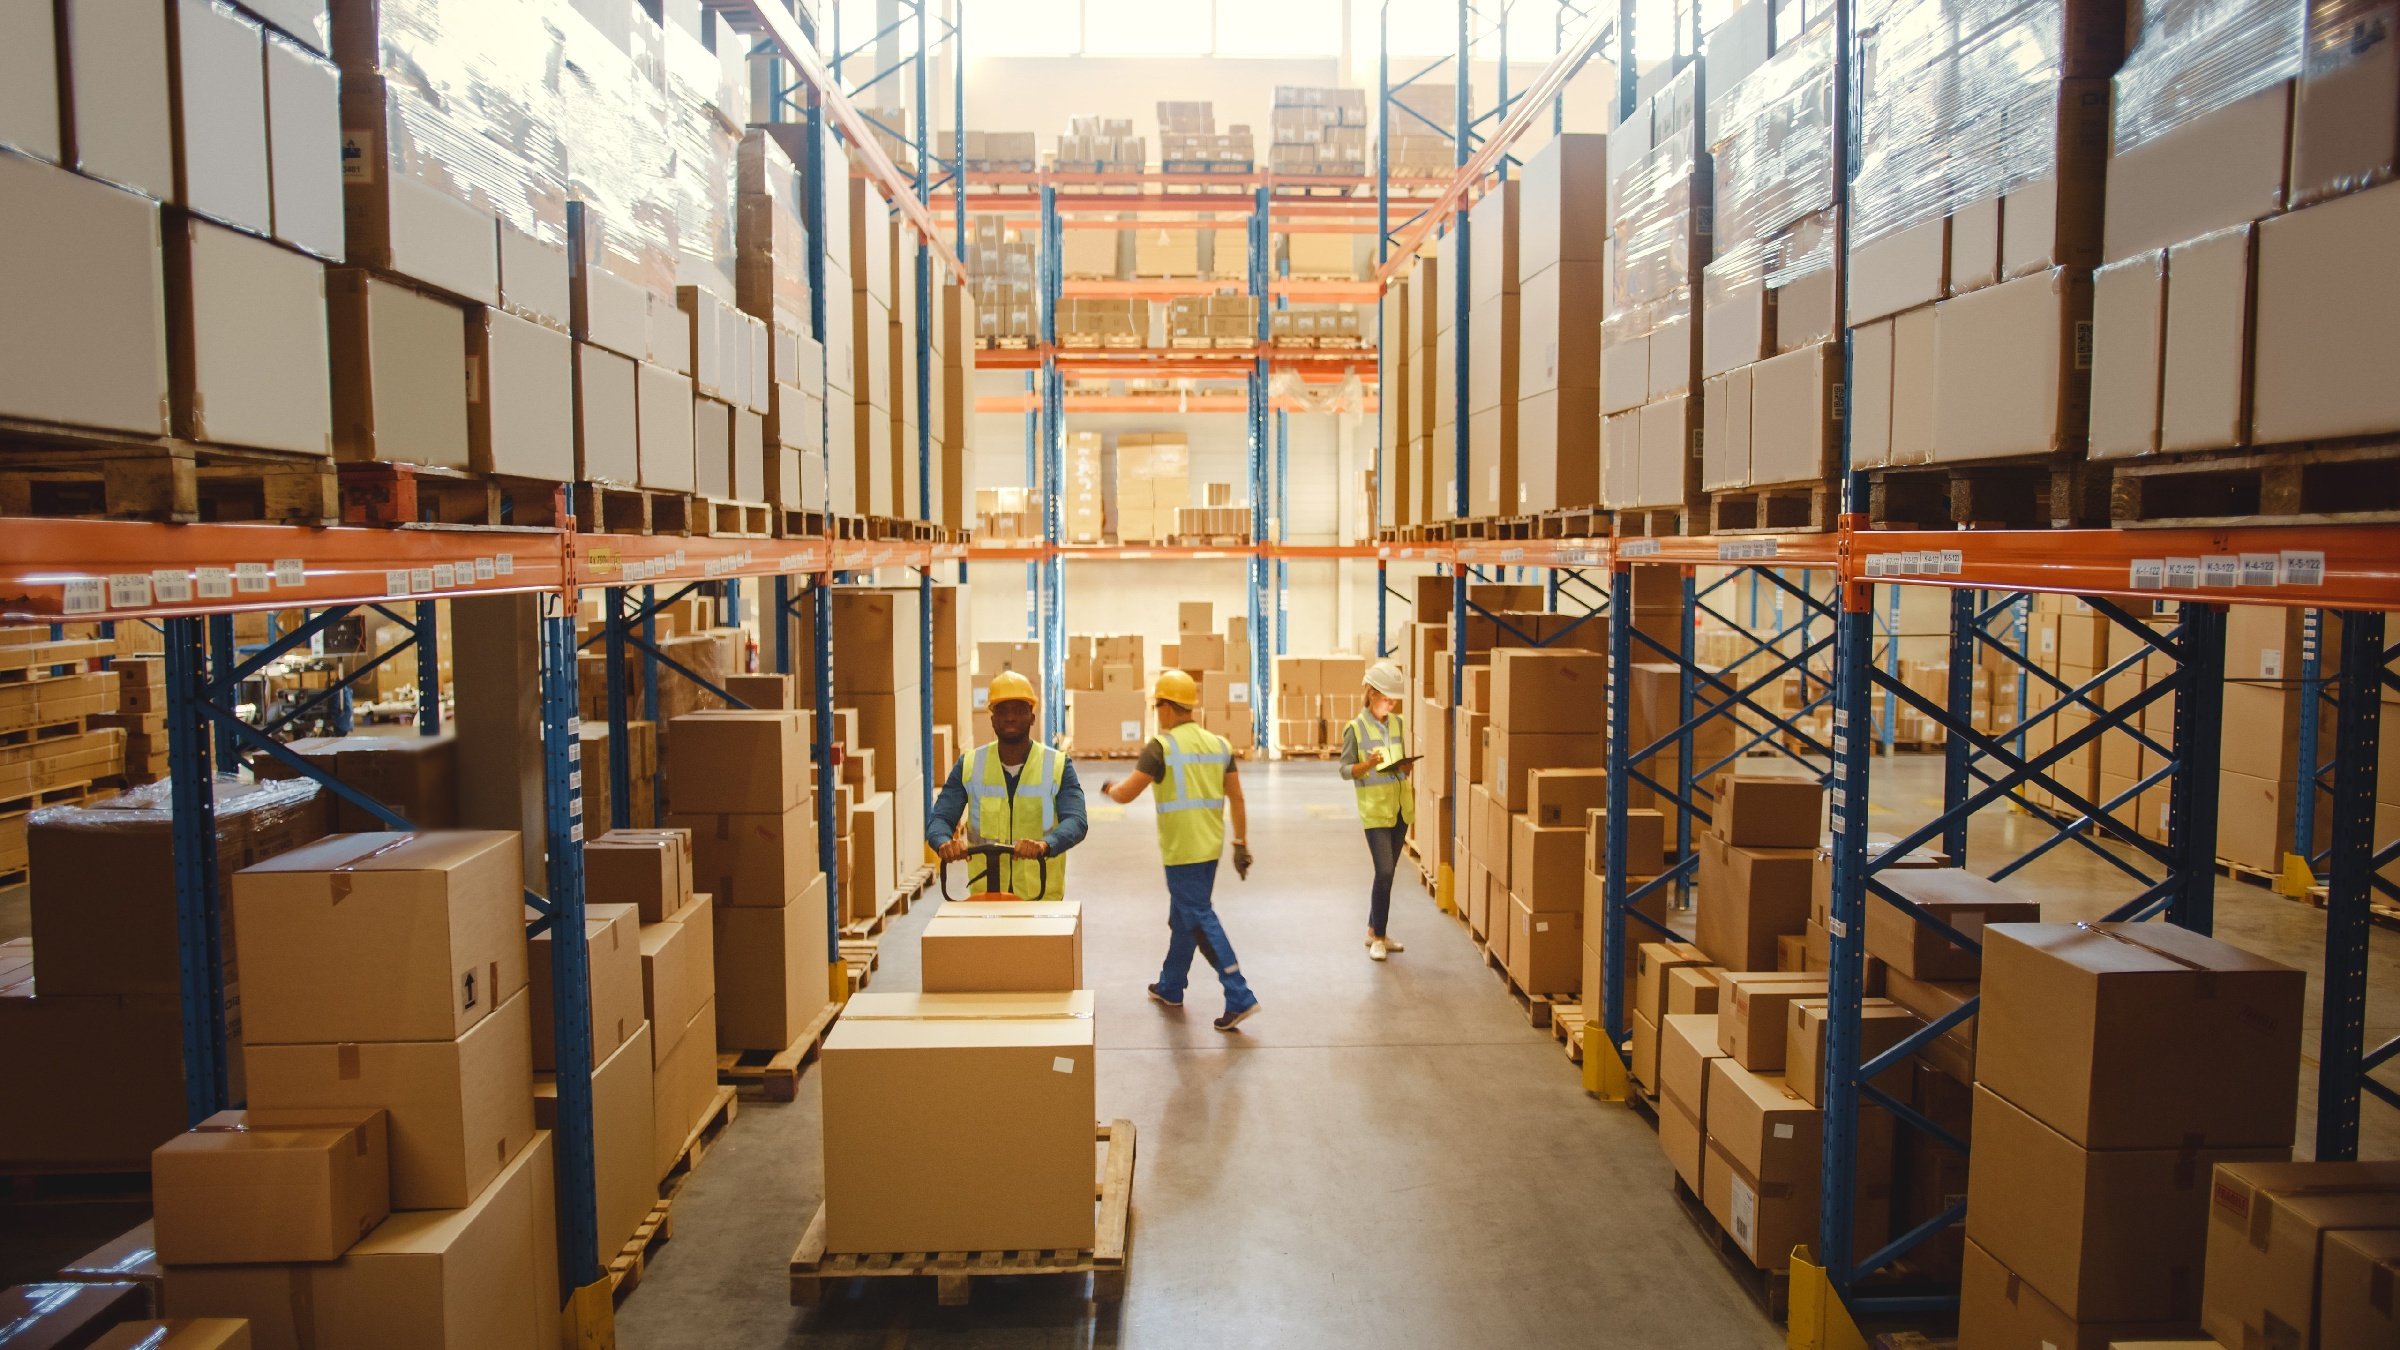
[1151,722,1230,865]
[1347,711,1410,829]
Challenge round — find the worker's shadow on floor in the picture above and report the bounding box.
[789,1276,1125,1348]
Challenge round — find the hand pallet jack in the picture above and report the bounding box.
[938,841,1053,902]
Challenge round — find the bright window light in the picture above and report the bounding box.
[1217,0,1344,55]
[969,0,1084,57]
[1354,0,1465,58]
[1085,0,1214,54]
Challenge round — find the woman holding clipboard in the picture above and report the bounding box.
[1340,661,1419,962]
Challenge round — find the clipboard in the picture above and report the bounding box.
[1375,754,1423,774]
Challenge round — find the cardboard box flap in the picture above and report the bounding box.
[346,1129,547,1256]
[1990,920,2300,978]
[240,830,512,877]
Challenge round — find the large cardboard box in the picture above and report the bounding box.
[821,992,1098,1252]
[528,901,643,1073]
[636,360,696,492]
[1965,1084,2285,1323]
[1695,832,1814,971]
[575,342,639,483]
[0,154,174,432]
[1931,267,2090,462]
[2322,1226,2400,1350]
[167,216,332,455]
[327,269,470,466]
[1977,922,2305,1149]
[466,306,574,480]
[920,901,1083,993]
[1659,1012,1725,1122]
[1487,732,1608,812]
[164,1132,562,1350]
[1716,776,1823,848]
[652,996,718,1183]
[666,711,810,815]
[244,988,537,1211]
[714,876,831,1052]
[1488,650,1608,734]
[2102,83,2292,264]
[534,1023,655,1267]
[1505,896,1581,994]
[639,896,714,1067]
[1507,813,1583,911]
[668,800,817,907]
[233,832,526,1046]
[1632,940,1713,1029]
[1786,996,1916,1108]
[2200,1160,2400,1350]
[844,793,897,922]
[2252,177,2400,442]
[1716,973,1829,1072]
[1957,1237,2194,1350]
[1864,869,2041,981]
[151,1107,390,1264]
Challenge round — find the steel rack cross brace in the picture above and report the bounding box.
[1814,579,2229,1312]
[2317,614,2399,1160]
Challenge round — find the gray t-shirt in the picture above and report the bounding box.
[1135,729,1238,782]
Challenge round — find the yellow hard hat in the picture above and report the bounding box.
[986,670,1038,709]
[1152,668,1200,708]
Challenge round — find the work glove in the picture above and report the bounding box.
[1233,842,1253,879]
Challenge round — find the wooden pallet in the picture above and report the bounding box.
[340,463,568,528]
[574,481,694,535]
[694,497,771,538]
[0,425,339,525]
[1483,947,1566,1028]
[607,1199,675,1302]
[866,515,939,542]
[1708,481,1839,534]
[1866,456,2109,529]
[1612,505,1688,538]
[659,1086,739,1200]
[1210,336,1255,349]
[1550,1006,1588,1065]
[1671,1175,1789,1321]
[789,1120,1136,1309]
[2109,439,2400,527]
[1168,533,1249,547]
[840,935,881,994]
[1533,509,1606,539]
[718,999,841,1102]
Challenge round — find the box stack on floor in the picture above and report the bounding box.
[585,826,723,1182]
[972,638,1043,746]
[1380,274,1413,530]
[1697,19,1843,516]
[929,583,973,774]
[831,587,928,917]
[1163,604,1257,754]
[1516,133,1611,516]
[663,708,831,1056]
[1272,654,1369,756]
[161,830,570,1348]
[1600,66,1710,520]
[1068,634,1148,758]
[1462,647,1609,978]
[2089,0,2400,471]
[0,630,133,831]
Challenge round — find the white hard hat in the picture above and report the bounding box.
[1364,661,1407,699]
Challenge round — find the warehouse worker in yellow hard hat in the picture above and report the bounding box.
[926,670,1087,899]
[1100,669,1260,1032]
[1342,660,1415,962]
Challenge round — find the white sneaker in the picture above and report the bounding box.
[1383,937,1405,954]
[1368,937,1389,962]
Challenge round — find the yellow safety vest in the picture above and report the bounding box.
[1346,710,1412,829]
[962,742,1068,900]
[1150,721,1231,867]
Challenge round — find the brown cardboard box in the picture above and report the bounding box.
[528,901,643,1073]
[2199,1160,2400,1350]
[1488,732,1608,812]
[2253,177,2400,442]
[1633,940,1713,1027]
[1967,1083,2285,1324]
[1977,922,2305,1150]
[669,801,817,907]
[1660,1012,1725,1119]
[665,711,810,814]
[1746,341,1839,488]
[1695,832,1815,971]
[715,876,832,1052]
[1785,997,1916,1109]
[1667,965,1722,1016]
[244,988,536,1211]
[1629,1007,1664,1094]
[1717,973,1829,1072]
[1508,813,1583,911]
[1717,776,1823,848]
[466,305,573,480]
[2322,1226,2400,1350]
[151,1108,389,1264]
[586,830,693,924]
[1703,1059,1849,1270]
[2159,223,2255,453]
[1071,688,1149,755]
[534,1023,655,1266]
[1506,896,1581,994]
[1864,869,2041,981]
[1881,968,1977,1083]
[652,996,718,1183]
[843,793,896,922]
[326,269,471,467]
[1931,267,2091,462]
[1584,806,1668,877]
[167,215,333,456]
[1488,650,1608,734]
[639,897,714,1066]
[920,901,1083,993]
[1957,1237,2195,1350]
[1527,768,1608,829]
[1660,1088,1706,1194]
[0,153,171,436]
[2087,250,2164,459]
[232,832,526,1046]
[821,992,1097,1252]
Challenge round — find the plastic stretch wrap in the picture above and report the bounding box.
[1706,21,1839,307]
[559,7,678,297]
[29,774,332,885]
[2113,0,2304,154]
[1852,0,2101,250]
[737,130,811,335]
[662,24,737,299]
[1605,134,1704,348]
[332,0,570,247]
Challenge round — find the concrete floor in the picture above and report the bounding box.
[3,753,2394,1345]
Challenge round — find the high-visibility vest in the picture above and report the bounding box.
[1149,720,1231,867]
[962,742,1068,900]
[1345,710,1412,829]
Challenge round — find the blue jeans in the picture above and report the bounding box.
[1363,823,1406,937]
[1156,861,1255,1011]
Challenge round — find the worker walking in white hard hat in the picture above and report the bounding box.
[927,670,1087,898]
[1101,669,1260,1032]
[1341,660,1415,962]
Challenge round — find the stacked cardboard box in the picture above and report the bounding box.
[1115,433,1191,541]
[6,778,329,1167]
[1057,297,1153,344]
[1268,305,1366,347]
[938,277,977,530]
[1167,293,1259,345]
[1174,605,1256,754]
[0,635,126,818]
[2213,605,2338,873]
[1601,65,1710,515]
[585,827,721,1182]
[832,588,927,910]
[663,711,831,1053]
[1516,133,1610,513]
[1270,86,1368,176]
[1070,635,1149,756]
[1465,180,1521,516]
[930,584,972,769]
[955,129,1039,172]
[1422,236,1453,519]
[975,486,1042,542]
[1845,0,2115,472]
[1055,115,1145,172]
[1381,276,1413,530]
[1272,655,1369,755]
[1961,923,2305,1345]
[1386,84,1460,177]
[967,215,1040,343]
[163,831,568,1347]
[1465,651,1607,967]
[739,130,828,513]
[1698,22,1842,496]
[1157,101,1254,170]
[843,177,896,517]
[2195,1160,2400,1350]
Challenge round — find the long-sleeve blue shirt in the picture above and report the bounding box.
[925,752,1090,854]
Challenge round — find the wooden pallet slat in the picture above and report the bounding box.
[717,998,841,1102]
[658,1085,738,1199]
[2109,439,2400,527]
[1865,456,2108,529]
[339,462,567,529]
[0,426,339,526]
[1707,481,1839,534]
